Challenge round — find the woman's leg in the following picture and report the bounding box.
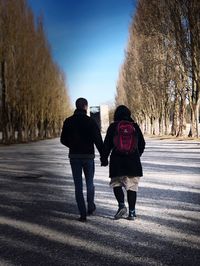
[113,186,127,219]
[125,176,140,220]
[127,190,137,211]
[113,186,125,207]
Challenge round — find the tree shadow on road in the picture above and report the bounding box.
[0,138,200,265]
[0,170,200,266]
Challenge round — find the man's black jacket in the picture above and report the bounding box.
[60,109,103,158]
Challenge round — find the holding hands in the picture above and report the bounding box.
[100,157,108,167]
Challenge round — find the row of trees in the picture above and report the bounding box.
[116,0,200,137]
[0,0,71,144]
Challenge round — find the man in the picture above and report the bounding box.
[60,98,105,222]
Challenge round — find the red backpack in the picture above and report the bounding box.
[114,121,137,154]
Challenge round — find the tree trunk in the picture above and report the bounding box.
[195,103,199,138]
[177,93,186,137]
[171,91,179,136]
[188,105,195,137]
[1,61,13,144]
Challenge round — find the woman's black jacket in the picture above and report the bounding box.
[102,118,145,178]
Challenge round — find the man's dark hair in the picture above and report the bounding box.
[75,97,88,110]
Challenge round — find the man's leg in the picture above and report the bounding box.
[70,159,87,219]
[83,159,96,214]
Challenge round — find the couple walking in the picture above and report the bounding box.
[61,98,145,222]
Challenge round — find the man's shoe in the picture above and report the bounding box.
[114,206,127,220]
[78,216,87,222]
[88,204,96,215]
[127,210,136,220]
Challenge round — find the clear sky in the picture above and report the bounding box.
[27,0,136,106]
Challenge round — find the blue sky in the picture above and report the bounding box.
[28,0,136,106]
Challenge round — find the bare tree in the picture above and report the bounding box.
[0,0,71,144]
[116,0,200,138]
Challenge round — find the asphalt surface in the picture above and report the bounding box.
[0,137,199,266]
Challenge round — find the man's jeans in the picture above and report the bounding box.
[70,158,95,217]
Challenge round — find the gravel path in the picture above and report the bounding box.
[0,138,199,266]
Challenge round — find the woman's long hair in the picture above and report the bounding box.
[114,105,133,122]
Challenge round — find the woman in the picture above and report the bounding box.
[102,105,145,220]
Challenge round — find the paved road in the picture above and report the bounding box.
[0,138,199,266]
